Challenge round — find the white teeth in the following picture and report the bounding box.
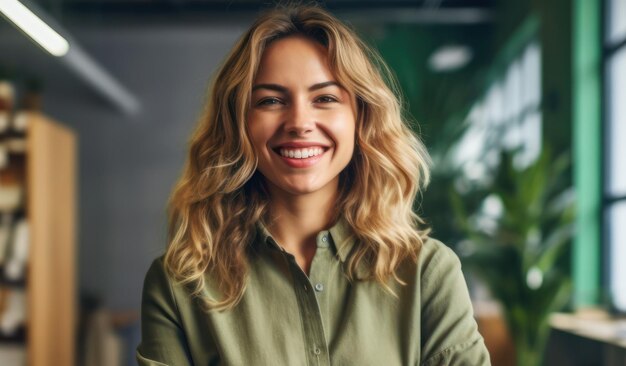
[279,147,325,159]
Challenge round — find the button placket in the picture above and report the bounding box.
[312,232,330,295]
[286,244,330,366]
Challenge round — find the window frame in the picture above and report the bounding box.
[602,0,626,313]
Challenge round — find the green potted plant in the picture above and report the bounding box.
[450,148,575,366]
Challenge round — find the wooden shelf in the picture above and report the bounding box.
[0,112,77,366]
[27,112,76,366]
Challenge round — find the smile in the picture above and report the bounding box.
[278,147,324,159]
[272,145,330,168]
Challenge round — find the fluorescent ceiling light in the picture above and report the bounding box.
[0,0,69,57]
[0,0,140,114]
[429,45,473,72]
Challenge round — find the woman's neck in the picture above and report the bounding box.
[264,181,338,258]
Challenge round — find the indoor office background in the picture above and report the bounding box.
[0,0,623,365]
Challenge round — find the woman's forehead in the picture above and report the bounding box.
[254,36,333,83]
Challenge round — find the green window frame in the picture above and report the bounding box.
[602,0,626,312]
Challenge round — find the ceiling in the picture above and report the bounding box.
[30,0,497,25]
[37,0,496,11]
[0,0,496,114]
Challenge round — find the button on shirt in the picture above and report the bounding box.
[137,219,490,366]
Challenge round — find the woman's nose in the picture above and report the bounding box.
[284,101,315,135]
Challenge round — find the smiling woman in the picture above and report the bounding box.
[247,35,356,274]
[136,4,490,366]
[248,35,355,197]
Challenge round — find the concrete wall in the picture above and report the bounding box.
[2,22,245,310]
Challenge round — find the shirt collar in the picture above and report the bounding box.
[328,217,356,262]
[255,217,356,262]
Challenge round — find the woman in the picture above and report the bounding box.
[137,5,490,366]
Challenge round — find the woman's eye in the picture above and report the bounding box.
[315,95,338,103]
[257,97,283,106]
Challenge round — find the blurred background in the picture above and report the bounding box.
[0,0,623,365]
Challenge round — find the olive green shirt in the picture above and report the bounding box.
[137,220,490,365]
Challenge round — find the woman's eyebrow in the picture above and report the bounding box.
[251,81,340,93]
[308,81,340,91]
[252,83,287,93]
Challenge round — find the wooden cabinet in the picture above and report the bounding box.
[0,112,76,366]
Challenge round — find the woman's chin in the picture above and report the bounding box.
[265,178,338,199]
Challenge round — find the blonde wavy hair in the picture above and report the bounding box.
[164,4,432,312]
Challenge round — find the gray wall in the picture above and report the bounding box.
[1,22,245,310]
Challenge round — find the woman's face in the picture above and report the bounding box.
[247,35,356,199]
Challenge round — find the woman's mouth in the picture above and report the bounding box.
[272,146,330,168]
[278,147,325,159]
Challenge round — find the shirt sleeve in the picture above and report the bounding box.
[136,257,194,366]
[419,240,491,366]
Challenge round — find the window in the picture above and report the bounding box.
[453,42,541,189]
[604,0,626,312]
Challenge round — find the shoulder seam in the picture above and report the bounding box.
[419,238,460,279]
